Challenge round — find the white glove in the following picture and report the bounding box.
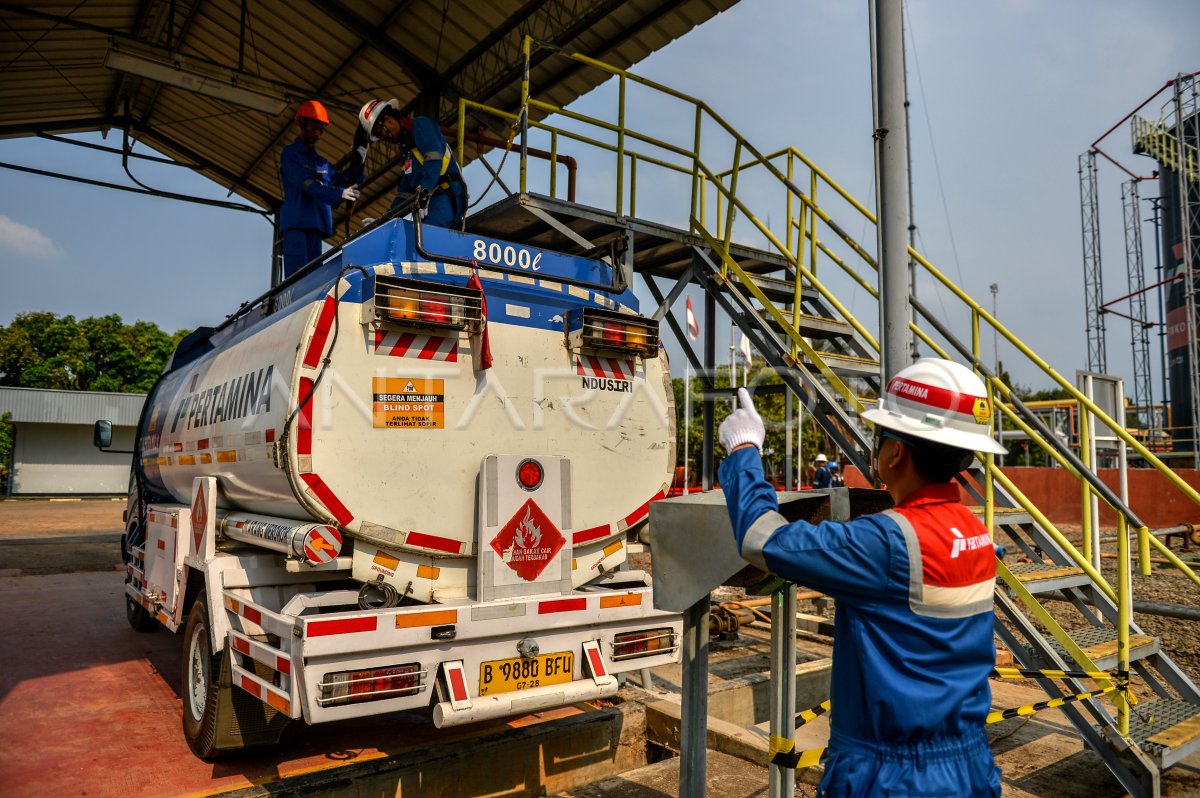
[342,186,361,202]
[719,388,765,453]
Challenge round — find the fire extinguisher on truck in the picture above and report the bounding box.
[95,208,683,758]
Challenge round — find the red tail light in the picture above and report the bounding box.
[517,459,544,490]
[319,663,424,706]
[612,628,676,661]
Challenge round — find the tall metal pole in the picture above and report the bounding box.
[702,289,716,490]
[1148,197,1168,440]
[874,0,912,382]
[990,283,999,378]
[768,584,796,798]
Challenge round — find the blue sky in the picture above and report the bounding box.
[1,0,1197,396]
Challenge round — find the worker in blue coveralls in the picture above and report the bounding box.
[717,357,1007,797]
[358,98,467,230]
[812,453,832,489]
[278,100,361,278]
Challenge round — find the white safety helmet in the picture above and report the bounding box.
[861,357,1008,455]
[814,454,828,463]
[359,98,398,141]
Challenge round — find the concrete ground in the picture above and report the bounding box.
[4,499,1200,797]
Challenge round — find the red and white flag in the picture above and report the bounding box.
[685,296,699,341]
[468,268,492,370]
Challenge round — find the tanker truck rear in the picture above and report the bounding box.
[111,216,682,757]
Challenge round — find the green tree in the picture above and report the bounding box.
[0,312,188,393]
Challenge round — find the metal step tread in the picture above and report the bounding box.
[972,506,1035,526]
[737,273,817,303]
[1003,562,1091,592]
[802,350,880,376]
[1130,698,1200,766]
[755,310,854,340]
[1049,626,1160,670]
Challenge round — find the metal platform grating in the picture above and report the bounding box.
[1129,699,1200,757]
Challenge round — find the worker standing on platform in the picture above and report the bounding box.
[278,100,361,278]
[812,453,832,489]
[358,98,467,229]
[717,358,1006,798]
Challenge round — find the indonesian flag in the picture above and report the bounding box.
[468,268,492,370]
[686,296,699,341]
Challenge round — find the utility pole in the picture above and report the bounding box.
[874,0,912,382]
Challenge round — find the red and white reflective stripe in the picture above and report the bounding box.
[374,329,459,362]
[224,595,263,625]
[573,523,612,545]
[303,295,338,368]
[622,489,665,528]
[575,355,634,381]
[300,473,354,526]
[539,597,587,614]
[405,530,463,555]
[441,660,471,709]
[230,630,291,675]
[232,662,292,716]
[582,640,608,678]
[306,615,378,637]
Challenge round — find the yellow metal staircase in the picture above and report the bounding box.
[456,37,1200,798]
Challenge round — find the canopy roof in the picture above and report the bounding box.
[1,0,737,217]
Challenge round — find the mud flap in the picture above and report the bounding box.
[213,648,291,751]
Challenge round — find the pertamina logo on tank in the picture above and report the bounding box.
[490,498,565,581]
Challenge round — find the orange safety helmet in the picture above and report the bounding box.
[294,100,330,125]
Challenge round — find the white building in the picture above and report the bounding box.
[0,387,144,495]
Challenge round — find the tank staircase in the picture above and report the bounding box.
[452,38,1200,797]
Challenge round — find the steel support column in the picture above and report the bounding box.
[873,0,912,382]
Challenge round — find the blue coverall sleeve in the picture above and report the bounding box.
[280,146,345,207]
[718,447,894,605]
[410,116,448,192]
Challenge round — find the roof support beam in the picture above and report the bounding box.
[130,121,277,209]
[305,0,440,91]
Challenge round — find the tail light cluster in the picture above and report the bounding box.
[611,627,677,661]
[318,663,425,706]
[574,308,659,357]
[372,276,482,332]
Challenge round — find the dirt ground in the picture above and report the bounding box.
[0,497,125,576]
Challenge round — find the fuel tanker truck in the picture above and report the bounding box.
[100,210,682,757]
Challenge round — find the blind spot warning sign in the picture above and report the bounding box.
[373,377,445,429]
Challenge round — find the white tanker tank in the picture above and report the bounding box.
[132,218,675,604]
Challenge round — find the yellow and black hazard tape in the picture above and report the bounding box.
[795,698,831,727]
[769,735,828,770]
[992,666,1112,681]
[766,682,1122,772]
[986,684,1118,724]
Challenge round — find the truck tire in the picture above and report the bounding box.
[182,591,222,759]
[126,594,158,633]
[123,530,157,633]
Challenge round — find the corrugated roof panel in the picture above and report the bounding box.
[0,387,145,427]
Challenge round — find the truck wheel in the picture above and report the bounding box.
[182,591,222,759]
[126,594,158,633]
[123,530,157,633]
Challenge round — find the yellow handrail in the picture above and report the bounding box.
[473,36,1200,595]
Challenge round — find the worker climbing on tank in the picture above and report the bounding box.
[279,99,362,278]
[359,98,467,230]
[717,357,1007,798]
